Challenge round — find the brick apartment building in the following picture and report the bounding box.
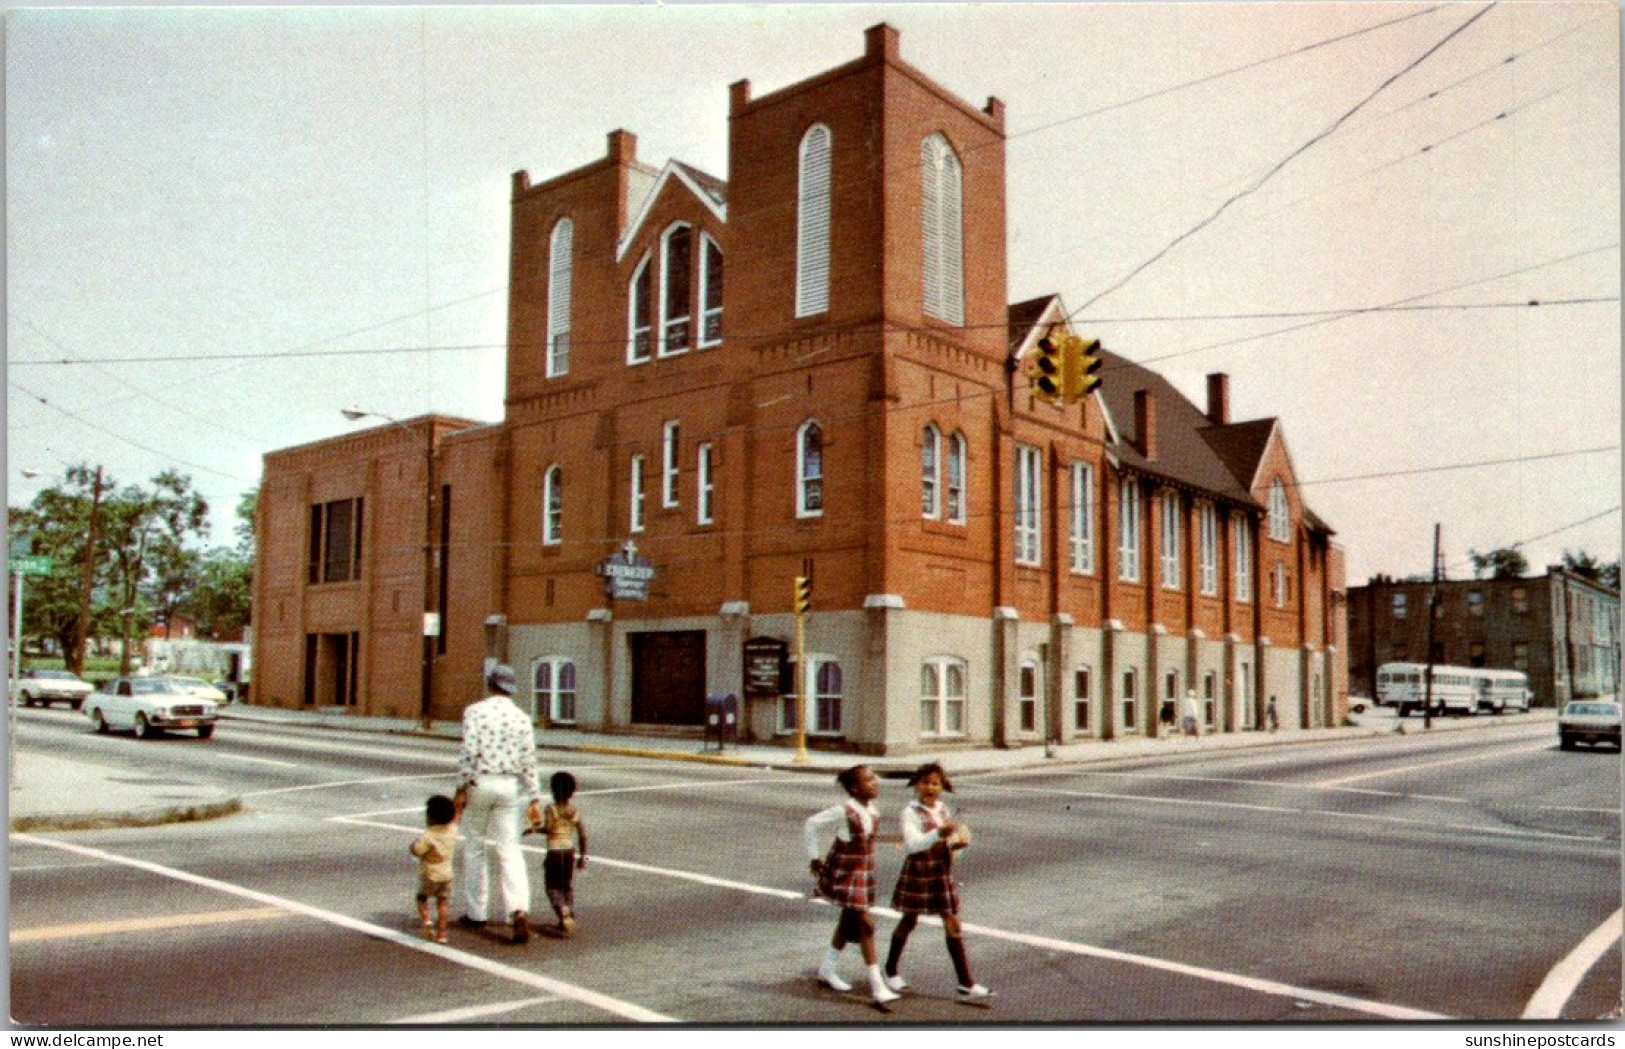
[1348,570,1620,707]
[253,24,1348,753]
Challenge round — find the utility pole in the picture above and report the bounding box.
[792,561,812,764]
[1422,523,1441,730]
[72,465,104,677]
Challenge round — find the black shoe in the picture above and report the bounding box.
[511,911,531,945]
[457,916,488,930]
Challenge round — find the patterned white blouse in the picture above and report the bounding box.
[456,694,542,803]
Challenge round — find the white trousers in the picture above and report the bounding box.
[461,775,529,921]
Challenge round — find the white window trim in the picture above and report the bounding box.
[627,253,653,365]
[1018,658,1040,734]
[629,455,646,534]
[1233,513,1252,602]
[533,656,577,725]
[1070,461,1095,575]
[780,653,843,736]
[795,124,832,319]
[796,419,824,519]
[1015,443,1041,566]
[922,424,942,519]
[658,223,692,359]
[662,420,680,508]
[1122,668,1138,731]
[1161,490,1181,590]
[1199,502,1219,595]
[698,232,723,349]
[920,133,964,326]
[1119,477,1142,582]
[1073,663,1092,732]
[542,465,562,546]
[946,431,967,525]
[920,655,968,738]
[547,218,573,378]
[697,442,714,525]
[1268,479,1290,542]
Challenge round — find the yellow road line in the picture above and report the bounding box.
[11,905,289,943]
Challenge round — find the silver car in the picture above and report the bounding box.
[14,669,94,709]
[84,676,220,739]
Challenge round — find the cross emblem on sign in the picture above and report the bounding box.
[621,539,639,561]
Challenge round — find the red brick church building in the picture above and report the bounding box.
[254,24,1347,753]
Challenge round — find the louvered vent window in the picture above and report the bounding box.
[920,134,964,326]
[796,125,832,317]
[547,218,573,376]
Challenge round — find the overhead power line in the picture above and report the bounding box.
[1066,3,1499,319]
[11,291,1614,368]
[10,382,255,483]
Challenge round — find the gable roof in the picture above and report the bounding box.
[616,159,729,262]
[1008,294,1058,354]
[1098,349,1259,505]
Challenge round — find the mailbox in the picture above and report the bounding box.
[704,693,739,751]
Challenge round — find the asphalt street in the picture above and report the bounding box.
[9,707,1620,1025]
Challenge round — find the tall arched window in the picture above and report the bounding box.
[542,465,562,546]
[920,133,964,325]
[1268,478,1290,541]
[660,224,692,356]
[628,254,652,363]
[921,424,941,518]
[797,420,824,518]
[947,432,967,524]
[796,124,832,317]
[547,218,573,377]
[699,233,724,347]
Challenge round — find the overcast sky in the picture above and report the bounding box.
[7,3,1620,585]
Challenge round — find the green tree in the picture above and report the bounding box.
[1562,549,1607,582]
[7,464,115,669]
[1468,546,1529,580]
[97,471,210,674]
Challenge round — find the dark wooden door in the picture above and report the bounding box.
[630,631,707,725]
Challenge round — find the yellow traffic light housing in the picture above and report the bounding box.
[1073,337,1103,398]
[793,575,812,615]
[1033,336,1064,404]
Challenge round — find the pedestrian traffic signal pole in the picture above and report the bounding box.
[793,569,812,764]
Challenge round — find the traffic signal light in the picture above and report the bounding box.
[1033,337,1064,404]
[793,575,812,615]
[1074,338,1103,398]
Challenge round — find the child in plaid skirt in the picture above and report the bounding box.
[884,762,991,1001]
[803,765,900,1005]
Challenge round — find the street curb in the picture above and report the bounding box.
[554,743,756,768]
[10,797,243,834]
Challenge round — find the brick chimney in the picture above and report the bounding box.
[606,129,638,164]
[1206,373,1230,424]
[1134,389,1157,459]
[866,23,900,61]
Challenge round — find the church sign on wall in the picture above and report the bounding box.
[596,540,657,601]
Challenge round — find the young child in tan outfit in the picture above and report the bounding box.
[410,794,459,943]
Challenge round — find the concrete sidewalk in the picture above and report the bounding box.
[8,701,1558,833]
[8,749,241,833]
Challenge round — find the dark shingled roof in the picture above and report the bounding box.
[673,161,727,208]
[1008,295,1057,353]
[1098,348,1260,506]
[1005,299,1334,532]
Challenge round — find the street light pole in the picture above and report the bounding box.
[342,408,437,730]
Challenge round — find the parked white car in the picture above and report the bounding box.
[167,676,229,704]
[84,676,219,739]
[1558,700,1621,751]
[13,669,94,710]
